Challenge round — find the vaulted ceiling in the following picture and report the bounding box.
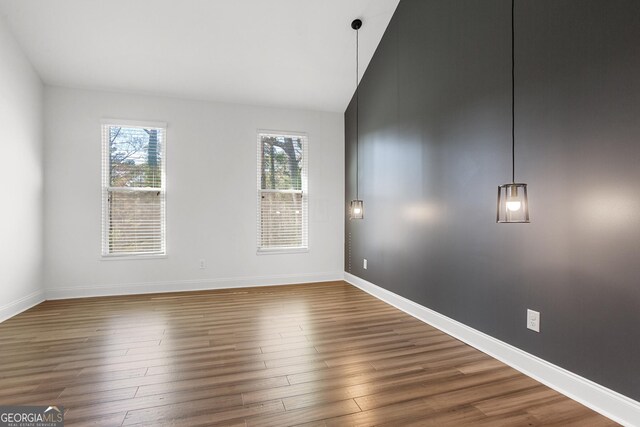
[0,0,399,112]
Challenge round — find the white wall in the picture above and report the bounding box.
[44,87,344,298]
[0,16,44,320]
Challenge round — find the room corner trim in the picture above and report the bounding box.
[344,272,640,427]
[45,271,344,300]
[0,290,45,323]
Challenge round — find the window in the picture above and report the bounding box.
[257,132,308,252]
[102,121,166,257]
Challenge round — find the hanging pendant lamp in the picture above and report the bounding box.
[497,0,530,223]
[349,18,364,220]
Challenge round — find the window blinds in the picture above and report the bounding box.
[102,123,166,256]
[257,132,308,251]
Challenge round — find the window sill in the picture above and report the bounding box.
[101,254,167,261]
[256,248,309,255]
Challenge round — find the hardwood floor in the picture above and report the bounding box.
[0,281,616,426]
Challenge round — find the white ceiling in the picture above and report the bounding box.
[0,0,399,112]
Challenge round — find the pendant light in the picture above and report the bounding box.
[349,19,364,220]
[497,0,530,223]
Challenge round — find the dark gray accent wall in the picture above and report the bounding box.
[345,0,640,400]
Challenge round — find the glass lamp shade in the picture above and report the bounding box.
[349,199,364,220]
[497,183,529,223]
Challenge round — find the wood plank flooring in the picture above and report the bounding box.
[0,281,616,426]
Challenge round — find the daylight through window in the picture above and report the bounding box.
[257,132,308,251]
[102,122,166,256]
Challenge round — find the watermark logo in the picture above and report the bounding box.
[0,406,63,427]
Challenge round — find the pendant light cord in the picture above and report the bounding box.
[511,0,515,184]
[356,26,360,199]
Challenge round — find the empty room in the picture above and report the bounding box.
[0,0,639,425]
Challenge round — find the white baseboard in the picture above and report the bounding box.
[0,290,45,323]
[46,271,344,300]
[344,272,640,427]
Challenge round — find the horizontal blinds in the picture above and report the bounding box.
[102,124,166,256]
[108,190,164,254]
[257,132,308,250]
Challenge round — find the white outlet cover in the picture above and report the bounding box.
[527,309,540,332]
[363,259,367,269]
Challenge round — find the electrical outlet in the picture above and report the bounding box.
[527,309,540,332]
[363,259,368,269]
[199,259,206,269]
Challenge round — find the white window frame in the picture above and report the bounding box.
[101,119,167,258]
[257,130,309,254]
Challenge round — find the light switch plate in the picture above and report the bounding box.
[363,259,367,269]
